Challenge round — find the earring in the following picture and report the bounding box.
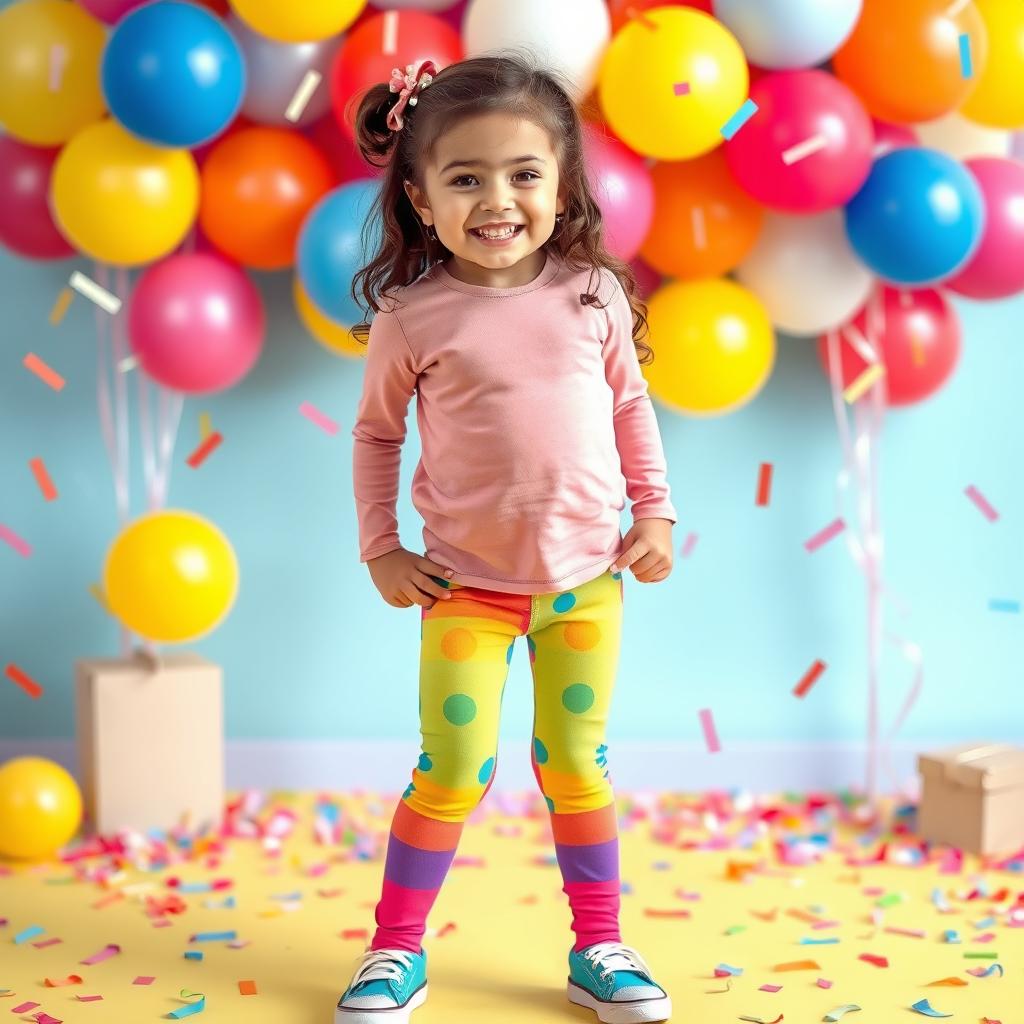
[425,223,437,241]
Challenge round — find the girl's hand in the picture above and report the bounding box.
[610,518,674,583]
[366,548,456,608]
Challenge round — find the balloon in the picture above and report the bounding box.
[293,276,366,357]
[817,286,960,406]
[712,0,862,69]
[464,0,610,100]
[724,70,874,214]
[599,7,748,160]
[103,510,239,643]
[734,210,874,336]
[0,0,106,146]
[79,0,148,23]
[946,157,1024,300]
[229,14,341,129]
[370,0,462,8]
[844,146,985,286]
[608,0,713,34]
[581,128,654,262]
[644,278,776,416]
[960,0,1024,129]
[641,147,763,279]
[51,119,199,266]
[628,255,663,301]
[230,0,362,42]
[833,0,987,124]
[305,114,384,186]
[871,118,918,156]
[101,1,245,148]
[297,179,383,325]
[915,111,1010,161]
[128,252,265,393]
[199,127,334,270]
[330,11,463,140]
[0,757,82,861]
[0,138,75,260]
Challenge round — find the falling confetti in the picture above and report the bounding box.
[49,287,74,325]
[959,33,972,77]
[721,98,759,140]
[299,400,339,435]
[804,517,846,553]
[286,69,322,122]
[756,462,773,506]
[964,484,999,521]
[988,598,1020,614]
[793,659,826,698]
[843,363,885,403]
[673,81,690,96]
[29,457,58,501]
[186,431,223,469]
[23,352,65,391]
[69,270,122,315]
[698,708,721,753]
[680,531,698,558]
[0,523,32,558]
[5,663,43,699]
[781,133,827,166]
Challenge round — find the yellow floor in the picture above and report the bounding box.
[1,792,1020,1023]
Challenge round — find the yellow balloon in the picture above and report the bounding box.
[293,276,366,358]
[0,757,82,861]
[103,510,239,644]
[0,0,106,146]
[599,7,748,160]
[231,0,363,42]
[51,119,199,266]
[960,0,1024,129]
[644,278,775,416]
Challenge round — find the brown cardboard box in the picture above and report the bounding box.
[75,651,225,836]
[917,742,1024,854]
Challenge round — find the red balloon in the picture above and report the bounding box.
[628,255,663,300]
[871,118,917,157]
[0,138,75,260]
[724,69,874,214]
[330,11,463,141]
[305,113,384,185]
[817,287,961,407]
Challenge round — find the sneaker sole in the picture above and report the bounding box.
[334,982,427,1024]
[567,979,672,1023]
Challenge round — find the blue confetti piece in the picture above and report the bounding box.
[721,98,758,140]
[178,882,213,894]
[942,929,961,944]
[715,963,743,976]
[167,989,206,1019]
[989,598,1020,613]
[620,881,633,894]
[959,33,972,78]
[973,916,997,929]
[190,930,237,943]
[14,925,45,945]
[911,998,952,1017]
[800,937,840,945]
[184,950,204,961]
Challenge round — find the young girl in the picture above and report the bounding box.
[338,52,677,1024]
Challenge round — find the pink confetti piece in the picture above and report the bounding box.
[973,932,997,942]
[680,531,698,558]
[964,485,999,522]
[673,81,690,96]
[859,953,889,968]
[75,995,104,1002]
[11,1003,41,1014]
[698,707,721,753]
[299,400,338,435]
[760,984,783,992]
[804,517,845,553]
[32,938,63,949]
[781,133,828,165]
[49,43,67,91]
[885,926,926,939]
[79,943,120,965]
[133,976,156,985]
[817,978,833,989]
[0,522,32,557]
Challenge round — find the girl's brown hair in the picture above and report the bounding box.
[347,49,654,365]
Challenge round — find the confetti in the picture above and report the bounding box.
[44,975,83,987]
[49,287,74,325]
[911,998,952,1017]
[793,659,826,698]
[23,352,65,391]
[804,517,845,553]
[967,963,1003,977]
[959,33,972,77]
[14,924,45,944]
[721,98,759,140]
[299,400,339,435]
[286,69,323,122]
[5,663,43,699]
[118,355,139,374]
[79,943,121,965]
[199,412,213,441]
[190,930,237,942]
[964,484,999,521]
[817,978,833,989]
[185,951,204,961]
[698,708,721,753]
[168,989,206,1019]
[964,951,999,959]
[706,978,731,994]
[680,531,698,558]
[643,908,690,917]
[927,977,967,986]
[799,937,839,945]
[875,891,906,908]
[238,980,257,995]
[884,926,925,939]
[781,133,827,166]
[186,431,223,469]
[843,363,885,403]
[759,984,782,993]
[774,960,821,972]
[29,457,58,501]
[49,43,67,91]
[691,206,707,250]
[715,964,744,976]
[69,270,122,314]
[824,1007,861,1022]
[756,462,773,506]
[988,598,1019,614]
[673,81,690,96]
[858,953,888,968]
[133,977,156,985]
[739,1015,783,1024]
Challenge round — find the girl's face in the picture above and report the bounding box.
[405,112,566,282]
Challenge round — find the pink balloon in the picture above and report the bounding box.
[583,128,654,261]
[724,69,874,214]
[305,113,383,185]
[128,252,265,394]
[946,157,1024,300]
[871,118,917,157]
[628,255,663,300]
[0,137,75,260]
[78,0,149,23]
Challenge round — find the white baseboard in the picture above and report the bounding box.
[0,738,938,797]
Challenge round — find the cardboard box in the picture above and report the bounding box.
[75,651,225,836]
[917,742,1024,855]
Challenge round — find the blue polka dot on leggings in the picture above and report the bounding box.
[478,757,495,784]
[553,592,576,613]
[545,796,555,813]
[533,737,549,764]
[418,753,432,772]
[506,641,514,665]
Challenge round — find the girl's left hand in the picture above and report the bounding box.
[610,518,674,583]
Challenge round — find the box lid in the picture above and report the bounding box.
[918,742,1024,791]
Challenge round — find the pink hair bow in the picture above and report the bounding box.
[387,59,436,132]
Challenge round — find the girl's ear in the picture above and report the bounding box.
[404,179,433,225]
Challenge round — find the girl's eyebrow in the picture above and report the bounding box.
[439,155,547,174]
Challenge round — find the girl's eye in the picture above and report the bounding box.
[451,171,540,186]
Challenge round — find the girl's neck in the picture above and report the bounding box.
[441,248,549,290]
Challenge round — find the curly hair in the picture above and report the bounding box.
[346,49,654,365]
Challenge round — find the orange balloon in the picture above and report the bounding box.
[640,148,764,280]
[199,126,334,270]
[832,0,988,124]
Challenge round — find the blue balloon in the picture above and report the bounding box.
[844,147,985,286]
[297,180,383,326]
[102,1,245,148]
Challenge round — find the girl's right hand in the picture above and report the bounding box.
[366,547,455,609]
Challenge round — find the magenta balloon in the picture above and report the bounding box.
[128,252,265,394]
[628,255,663,300]
[583,128,654,261]
[0,138,75,260]
[724,69,874,214]
[78,0,150,23]
[946,157,1024,301]
[872,118,917,157]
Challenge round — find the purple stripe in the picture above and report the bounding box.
[555,837,619,883]
[383,833,457,891]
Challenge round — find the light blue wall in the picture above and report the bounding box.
[2,248,1022,749]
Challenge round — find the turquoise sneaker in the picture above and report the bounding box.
[334,947,428,1024]
[567,942,672,1023]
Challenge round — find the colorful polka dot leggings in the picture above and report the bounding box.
[369,567,625,955]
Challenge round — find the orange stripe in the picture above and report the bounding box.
[391,798,464,850]
[551,803,618,845]
[29,457,58,501]
[424,595,527,630]
[23,352,65,391]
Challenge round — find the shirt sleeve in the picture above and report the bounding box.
[601,272,678,525]
[351,308,419,562]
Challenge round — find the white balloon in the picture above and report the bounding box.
[734,210,873,337]
[370,0,460,7]
[914,112,1010,162]
[228,14,341,128]
[463,0,610,101]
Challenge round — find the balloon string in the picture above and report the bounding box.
[138,349,159,512]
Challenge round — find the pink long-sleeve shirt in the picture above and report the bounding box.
[351,249,677,595]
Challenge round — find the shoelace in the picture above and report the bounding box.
[350,948,415,989]
[583,942,653,982]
